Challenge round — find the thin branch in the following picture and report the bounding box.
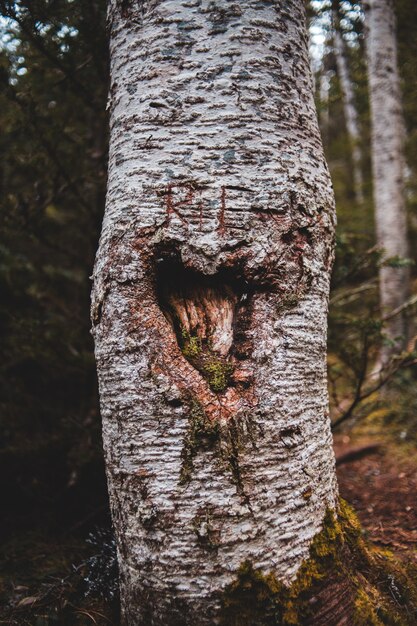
[335,443,382,466]
[331,333,369,429]
[333,245,380,287]
[330,280,377,305]
[382,294,417,322]
[331,355,417,430]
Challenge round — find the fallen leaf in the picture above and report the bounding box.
[18,596,39,607]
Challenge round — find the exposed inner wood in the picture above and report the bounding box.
[156,261,242,392]
[164,282,238,357]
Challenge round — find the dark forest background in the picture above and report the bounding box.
[1,0,417,624]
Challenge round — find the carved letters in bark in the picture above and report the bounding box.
[92,2,338,623]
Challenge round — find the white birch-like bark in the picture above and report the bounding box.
[333,15,364,205]
[366,0,409,361]
[319,71,330,145]
[92,1,338,623]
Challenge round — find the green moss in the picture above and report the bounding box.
[179,400,220,484]
[181,329,202,359]
[180,329,233,392]
[219,561,283,626]
[202,358,233,392]
[220,499,417,626]
[353,588,385,626]
[179,404,258,488]
[276,504,347,625]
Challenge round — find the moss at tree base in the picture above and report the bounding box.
[219,499,417,626]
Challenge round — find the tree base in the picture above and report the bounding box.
[220,500,417,625]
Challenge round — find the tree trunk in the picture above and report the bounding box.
[366,0,409,363]
[92,1,338,623]
[319,71,330,146]
[333,13,364,205]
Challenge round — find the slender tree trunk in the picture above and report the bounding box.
[366,0,409,363]
[333,13,364,205]
[92,1,338,623]
[319,71,330,146]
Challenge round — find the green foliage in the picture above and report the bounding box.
[0,0,109,537]
[380,368,417,441]
[328,231,417,431]
[382,255,414,268]
[312,1,417,432]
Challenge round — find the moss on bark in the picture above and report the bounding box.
[179,400,221,484]
[181,330,233,393]
[219,499,417,625]
[179,399,260,492]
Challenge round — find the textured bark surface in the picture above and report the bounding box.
[366,0,409,361]
[92,1,338,624]
[333,13,364,205]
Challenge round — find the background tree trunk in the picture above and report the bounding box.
[333,10,364,205]
[366,0,410,363]
[92,1,337,623]
[319,71,331,146]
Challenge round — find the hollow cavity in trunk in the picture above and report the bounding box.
[156,260,248,393]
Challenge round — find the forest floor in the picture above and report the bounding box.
[1,432,416,625]
[334,433,417,565]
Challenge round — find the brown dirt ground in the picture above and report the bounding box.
[334,434,417,564]
[2,436,416,625]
